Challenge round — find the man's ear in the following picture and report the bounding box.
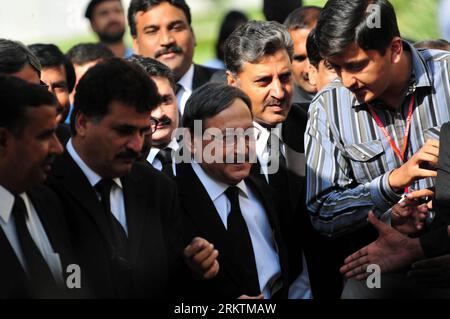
[90,21,97,33]
[75,112,89,137]
[227,71,238,87]
[308,64,318,87]
[390,36,403,64]
[132,37,140,55]
[190,27,197,48]
[0,128,11,156]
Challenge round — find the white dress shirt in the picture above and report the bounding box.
[191,160,281,298]
[176,64,194,116]
[67,139,128,234]
[253,121,313,299]
[253,122,285,182]
[0,185,64,284]
[146,138,180,176]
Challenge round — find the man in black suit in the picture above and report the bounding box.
[46,58,218,298]
[177,82,289,299]
[0,39,72,146]
[127,55,180,176]
[127,0,218,116]
[224,21,341,299]
[0,74,74,298]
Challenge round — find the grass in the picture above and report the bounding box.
[56,0,441,63]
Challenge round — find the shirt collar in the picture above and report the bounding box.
[190,160,249,202]
[177,64,195,93]
[67,139,122,189]
[253,121,283,148]
[147,138,180,164]
[0,184,15,223]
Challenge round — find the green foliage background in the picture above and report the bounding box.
[56,0,441,63]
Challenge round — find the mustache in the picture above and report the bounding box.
[43,154,56,166]
[105,21,123,29]
[155,116,172,126]
[154,45,183,59]
[116,149,139,161]
[263,97,286,108]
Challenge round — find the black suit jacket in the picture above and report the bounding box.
[251,105,347,299]
[192,64,219,90]
[0,184,76,298]
[46,151,183,298]
[176,163,289,299]
[421,121,450,257]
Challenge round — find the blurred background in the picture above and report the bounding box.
[0,0,445,63]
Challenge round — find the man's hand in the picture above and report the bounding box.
[389,139,439,191]
[183,237,219,280]
[391,199,428,235]
[408,254,450,288]
[340,212,424,280]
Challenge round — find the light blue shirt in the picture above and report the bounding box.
[147,138,180,176]
[67,139,128,234]
[191,160,281,298]
[0,185,64,284]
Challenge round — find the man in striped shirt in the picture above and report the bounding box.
[305,0,450,297]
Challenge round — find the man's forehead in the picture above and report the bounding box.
[136,3,189,25]
[327,43,370,65]
[94,0,123,12]
[239,53,291,75]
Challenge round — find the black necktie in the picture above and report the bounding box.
[12,195,56,292]
[175,83,183,95]
[95,179,129,262]
[156,147,175,178]
[267,133,288,187]
[225,186,261,295]
[95,179,132,297]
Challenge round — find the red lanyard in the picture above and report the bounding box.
[368,94,415,193]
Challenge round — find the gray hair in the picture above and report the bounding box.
[224,20,293,75]
[0,39,41,76]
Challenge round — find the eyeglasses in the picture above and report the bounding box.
[150,117,159,134]
[39,80,49,90]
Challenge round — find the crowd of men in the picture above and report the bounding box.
[1,0,450,299]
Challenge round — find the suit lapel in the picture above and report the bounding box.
[27,188,60,255]
[121,171,147,263]
[245,175,289,287]
[52,151,114,248]
[177,163,242,287]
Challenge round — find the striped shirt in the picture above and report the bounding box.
[305,43,450,237]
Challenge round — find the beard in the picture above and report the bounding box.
[97,28,125,44]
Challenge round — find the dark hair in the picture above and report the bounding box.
[0,74,56,136]
[263,0,303,23]
[316,0,400,58]
[284,6,321,31]
[66,43,114,66]
[126,54,176,90]
[306,29,321,69]
[182,82,251,133]
[224,20,293,74]
[215,10,248,62]
[28,43,76,93]
[128,0,192,37]
[414,39,450,51]
[85,0,122,20]
[0,39,41,76]
[71,58,160,135]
